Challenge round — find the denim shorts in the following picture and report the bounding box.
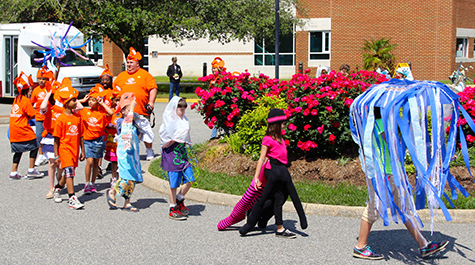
[84,136,105,159]
[168,167,195,189]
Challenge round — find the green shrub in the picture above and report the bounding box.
[221,133,244,154]
[236,96,288,160]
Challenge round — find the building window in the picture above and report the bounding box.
[142,38,149,71]
[309,31,330,60]
[456,38,468,58]
[87,37,103,60]
[254,31,294,66]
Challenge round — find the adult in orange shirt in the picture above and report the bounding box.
[113,47,157,160]
[9,72,44,180]
[78,84,113,194]
[52,79,86,210]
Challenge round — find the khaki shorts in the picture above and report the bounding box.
[362,176,408,224]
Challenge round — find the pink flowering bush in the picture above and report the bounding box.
[192,71,263,130]
[195,70,388,158]
[457,85,475,146]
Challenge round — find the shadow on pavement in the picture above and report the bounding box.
[188,204,206,216]
[77,191,104,203]
[365,229,462,264]
[133,197,167,209]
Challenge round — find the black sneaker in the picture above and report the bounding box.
[106,163,112,171]
[169,206,187,220]
[176,198,189,216]
[353,245,383,260]
[275,229,296,239]
[97,166,103,179]
[420,241,449,258]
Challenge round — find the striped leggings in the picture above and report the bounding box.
[217,182,263,231]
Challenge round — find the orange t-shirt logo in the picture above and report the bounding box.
[125,78,136,85]
[11,104,21,117]
[67,125,79,136]
[88,117,99,127]
[38,91,46,99]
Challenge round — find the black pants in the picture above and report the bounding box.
[13,149,38,164]
[239,159,307,234]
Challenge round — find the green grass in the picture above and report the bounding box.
[154,76,202,83]
[149,159,368,206]
[156,92,198,99]
[441,192,475,209]
[149,158,475,209]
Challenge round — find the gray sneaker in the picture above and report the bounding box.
[53,188,62,203]
[27,168,44,179]
[68,196,84,210]
[9,173,27,180]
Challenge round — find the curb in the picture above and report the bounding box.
[155,98,200,103]
[142,160,475,224]
[0,117,9,125]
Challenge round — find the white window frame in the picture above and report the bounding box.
[309,31,331,61]
[456,37,468,58]
[86,37,103,65]
[253,31,295,67]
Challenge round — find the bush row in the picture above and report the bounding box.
[192,70,388,158]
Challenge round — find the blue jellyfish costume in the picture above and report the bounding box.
[350,79,475,231]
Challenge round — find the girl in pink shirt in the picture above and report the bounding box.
[239,109,307,238]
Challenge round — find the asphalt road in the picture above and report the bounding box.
[0,102,474,264]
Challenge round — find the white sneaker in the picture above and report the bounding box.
[53,188,62,203]
[35,154,48,167]
[68,196,84,210]
[146,148,155,160]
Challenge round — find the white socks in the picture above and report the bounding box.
[177,192,184,201]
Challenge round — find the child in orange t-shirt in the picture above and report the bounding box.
[78,84,113,194]
[39,82,64,199]
[103,89,120,189]
[9,72,44,180]
[31,66,52,166]
[52,79,85,210]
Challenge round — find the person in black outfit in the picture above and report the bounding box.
[167,57,183,101]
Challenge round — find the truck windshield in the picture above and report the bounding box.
[31,49,95,67]
[59,49,95,66]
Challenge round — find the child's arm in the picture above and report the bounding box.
[54,137,60,164]
[98,97,114,116]
[39,91,52,114]
[253,144,269,190]
[78,94,89,105]
[79,137,85,161]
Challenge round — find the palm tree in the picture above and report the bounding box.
[361,38,397,73]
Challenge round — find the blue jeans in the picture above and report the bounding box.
[169,82,180,101]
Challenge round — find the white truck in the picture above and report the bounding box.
[0,22,104,97]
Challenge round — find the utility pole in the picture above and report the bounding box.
[275,0,280,79]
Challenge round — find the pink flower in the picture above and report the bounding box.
[317,124,324,134]
[329,134,336,144]
[214,100,225,108]
[304,124,311,131]
[311,109,318,116]
[288,123,297,131]
[295,106,302,113]
[326,106,333,113]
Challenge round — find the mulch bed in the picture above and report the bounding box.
[197,141,475,193]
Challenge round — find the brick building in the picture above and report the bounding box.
[101,0,475,80]
[298,0,475,80]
